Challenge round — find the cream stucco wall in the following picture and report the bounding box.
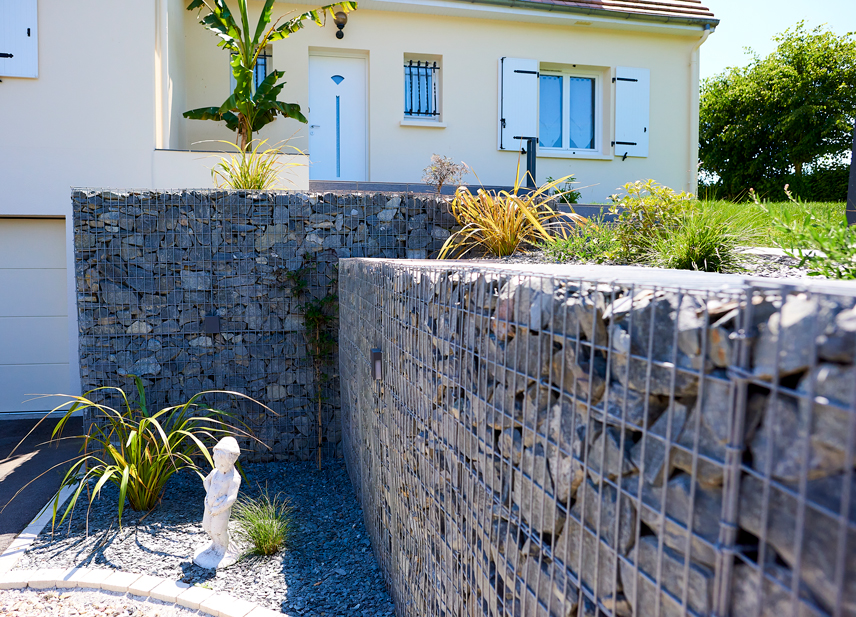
[180,0,709,202]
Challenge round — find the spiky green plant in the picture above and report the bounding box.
[232,486,294,556]
[7,376,269,529]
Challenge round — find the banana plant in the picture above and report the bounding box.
[184,0,357,150]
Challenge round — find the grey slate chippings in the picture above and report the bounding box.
[339,261,856,617]
[15,462,395,617]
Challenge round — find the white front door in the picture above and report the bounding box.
[308,55,367,181]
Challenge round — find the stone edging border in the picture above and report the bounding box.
[0,568,280,617]
[0,487,279,617]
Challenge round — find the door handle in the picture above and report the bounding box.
[0,53,13,58]
[310,125,321,128]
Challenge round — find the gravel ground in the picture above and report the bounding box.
[474,248,820,279]
[15,461,394,617]
[0,588,200,617]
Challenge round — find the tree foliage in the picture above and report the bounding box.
[699,22,856,198]
[184,0,357,150]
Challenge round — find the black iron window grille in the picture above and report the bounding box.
[230,46,271,91]
[404,60,439,118]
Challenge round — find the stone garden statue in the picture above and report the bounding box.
[193,436,241,569]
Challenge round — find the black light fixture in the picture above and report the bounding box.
[334,11,348,39]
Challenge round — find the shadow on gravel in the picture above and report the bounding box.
[13,461,395,616]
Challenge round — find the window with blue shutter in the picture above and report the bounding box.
[613,67,650,158]
[0,0,38,79]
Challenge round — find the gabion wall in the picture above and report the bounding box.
[72,189,456,462]
[338,260,856,617]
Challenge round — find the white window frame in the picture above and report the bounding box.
[537,67,603,158]
[401,53,445,128]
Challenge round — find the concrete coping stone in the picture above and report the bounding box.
[0,569,281,616]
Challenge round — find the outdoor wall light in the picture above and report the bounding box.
[334,11,348,39]
[371,348,383,381]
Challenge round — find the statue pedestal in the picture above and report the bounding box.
[193,539,240,569]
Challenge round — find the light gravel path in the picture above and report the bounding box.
[0,588,200,617]
[14,461,394,617]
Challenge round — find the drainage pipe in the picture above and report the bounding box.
[689,23,712,195]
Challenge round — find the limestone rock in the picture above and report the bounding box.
[513,443,564,535]
[753,294,840,380]
[630,402,689,486]
[818,306,856,363]
[620,535,715,617]
[623,473,722,568]
[739,473,856,614]
[730,563,826,617]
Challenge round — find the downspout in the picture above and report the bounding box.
[688,23,711,194]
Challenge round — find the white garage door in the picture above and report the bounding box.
[0,219,69,414]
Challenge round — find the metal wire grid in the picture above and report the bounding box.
[72,188,453,463]
[339,260,856,617]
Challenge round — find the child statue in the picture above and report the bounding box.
[193,436,242,569]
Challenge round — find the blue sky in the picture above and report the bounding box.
[700,0,856,81]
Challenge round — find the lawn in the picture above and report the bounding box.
[704,200,845,247]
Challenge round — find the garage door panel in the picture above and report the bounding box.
[0,219,66,269]
[0,364,71,413]
[0,270,67,317]
[0,316,69,364]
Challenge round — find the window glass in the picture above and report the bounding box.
[404,62,438,118]
[568,77,595,149]
[539,75,563,148]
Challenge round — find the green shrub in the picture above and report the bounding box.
[543,215,619,263]
[644,204,762,273]
[18,376,266,529]
[546,175,582,204]
[608,180,696,261]
[232,487,294,556]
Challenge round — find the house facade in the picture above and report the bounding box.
[0,0,716,415]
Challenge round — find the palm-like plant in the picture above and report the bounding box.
[7,377,269,529]
[185,0,357,150]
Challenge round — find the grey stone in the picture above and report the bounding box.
[818,306,856,363]
[180,270,212,291]
[586,424,636,483]
[610,326,698,398]
[100,281,138,307]
[498,428,524,466]
[407,229,431,249]
[630,402,689,486]
[588,382,666,431]
[513,443,564,535]
[739,473,856,614]
[671,407,727,487]
[550,345,606,404]
[550,290,608,346]
[623,472,722,568]
[730,563,826,617]
[753,294,840,379]
[255,223,289,251]
[126,357,161,377]
[751,384,851,483]
[621,535,715,617]
[377,208,397,222]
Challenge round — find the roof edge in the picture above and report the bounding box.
[451,0,720,28]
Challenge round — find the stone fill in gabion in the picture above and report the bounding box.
[72,189,457,462]
[339,260,856,617]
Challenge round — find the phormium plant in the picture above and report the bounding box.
[6,376,269,530]
[439,164,585,258]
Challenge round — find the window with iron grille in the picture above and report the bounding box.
[404,60,440,119]
[230,46,272,92]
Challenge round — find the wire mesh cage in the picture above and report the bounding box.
[72,188,455,463]
[339,260,856,617]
